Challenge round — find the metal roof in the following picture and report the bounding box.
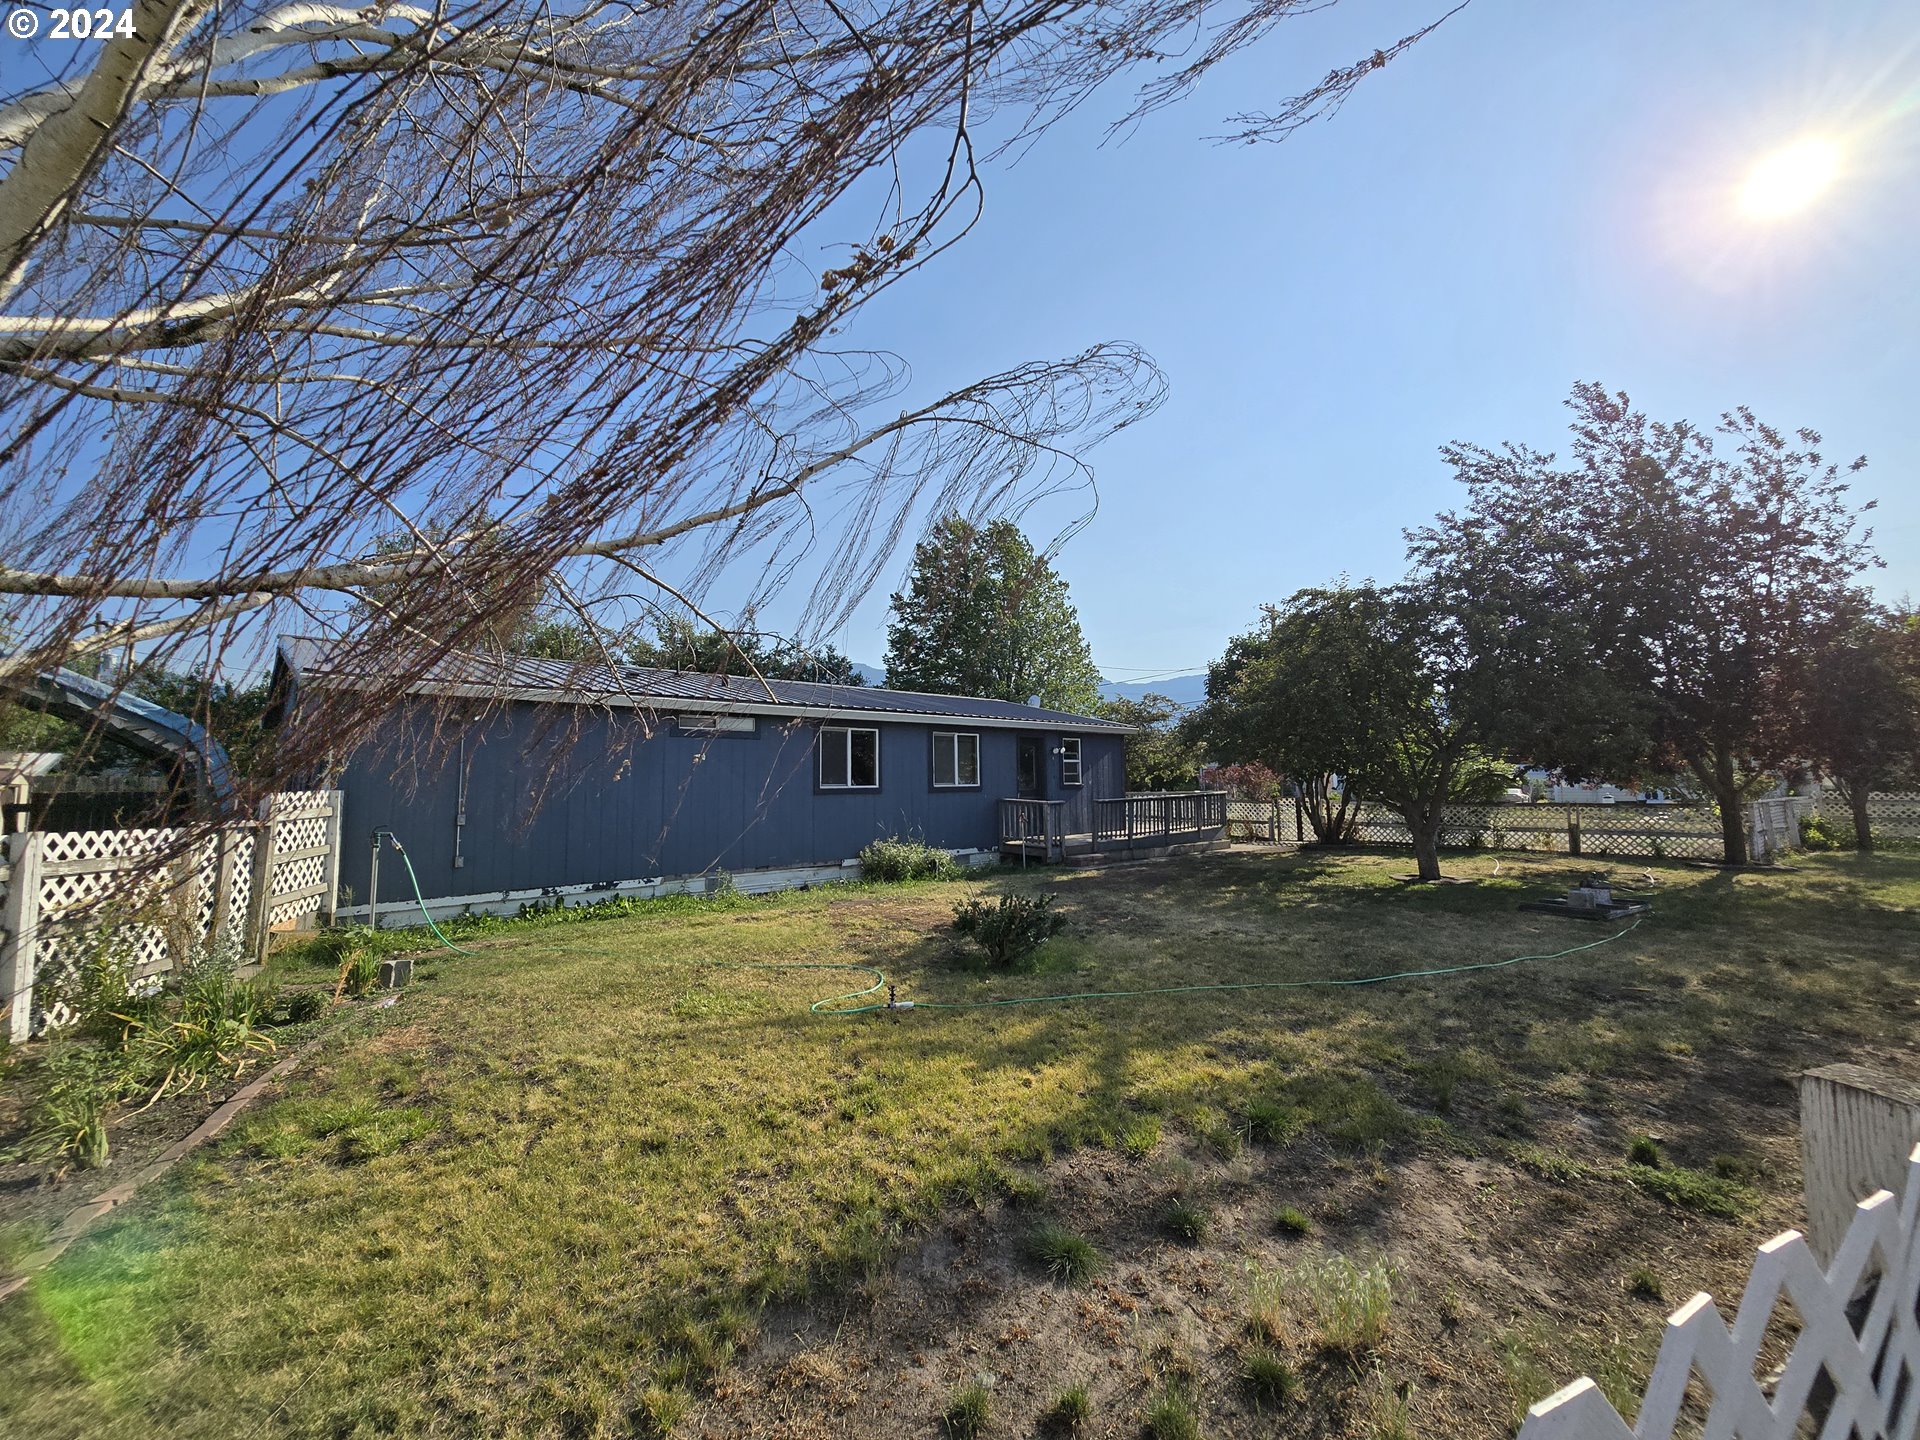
[10,668,235,805]
[276,635,1131,733]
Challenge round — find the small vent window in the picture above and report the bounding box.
[675,714,756,735]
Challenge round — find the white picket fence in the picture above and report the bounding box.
[0,790,341,1042]
[1519,1141,1920,1439]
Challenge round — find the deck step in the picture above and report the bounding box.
[1063,837,1229,867]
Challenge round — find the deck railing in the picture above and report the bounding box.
[1092,791,1228,846]
[998,798,1067,862]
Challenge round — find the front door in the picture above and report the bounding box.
[1016,736,1042,798]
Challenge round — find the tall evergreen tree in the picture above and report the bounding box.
[884,518,1102,713]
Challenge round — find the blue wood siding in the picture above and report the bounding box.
[328,700,1126,905]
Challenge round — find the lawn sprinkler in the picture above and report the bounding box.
[1517,871,1652,922]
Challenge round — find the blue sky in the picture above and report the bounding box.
[776,0,1919,679]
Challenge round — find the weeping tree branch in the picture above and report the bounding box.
[1,0,1450,807]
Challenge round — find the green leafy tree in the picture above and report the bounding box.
[1188,622,1359,842]
[1790,605,1920,851]
[884,518,1102,713]
[1192,584,1508,880]
[1100,693,1201,790]
[124,668,277,780]
[628,615,866,685]
[1409,383,1880,865]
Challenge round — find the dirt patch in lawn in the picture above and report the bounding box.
[698,1098,1802,1440]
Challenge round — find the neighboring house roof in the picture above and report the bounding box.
[7,668,235,805]
[275,635,1132,733]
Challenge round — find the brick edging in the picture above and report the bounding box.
[0,1033,328,1305]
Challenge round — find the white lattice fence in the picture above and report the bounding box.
[0,790,340,1041]
[1815,790,1920,843]
[1519,1142,1920,1440]
[255,790,341,932]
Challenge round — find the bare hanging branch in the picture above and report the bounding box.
[1,0,1451,808]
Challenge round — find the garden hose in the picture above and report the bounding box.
[614,917,1647,1017]
[383,834,477,956]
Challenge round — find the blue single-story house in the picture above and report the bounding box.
[272,636,1190,920]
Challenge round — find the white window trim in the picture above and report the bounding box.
[1060,736,1083,787]
[932,731,981,788]
[819,725,880,790]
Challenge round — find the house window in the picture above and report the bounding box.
[1060,737,1083,787]
[932,732,980,788]
[674,714,756,736]
[819,726,879,789]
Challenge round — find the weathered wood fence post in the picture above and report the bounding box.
[208,826,241,945]
[245,795,280,965]
[1,831,44,1044]
[1799,1063,1920,1264]
[319,789,344,926]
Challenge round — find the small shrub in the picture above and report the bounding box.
[1045,1384,1091,1432]
[1245,1099,1306,1146]
[1274,1205,1314,1237]
[1627,1267,1664,1301]
[1626,1135,1662,1167]
[941,1381,991,1438]
[951,893,1066,968]
[859,836,962,882]
[1240,1345,1297,1405]
[280,990,329,1024]
[1142,1383,1200,1440]
[1026,1222,1101,1283]
[1799,813,1839,850]
[1164,1198,1209,1243]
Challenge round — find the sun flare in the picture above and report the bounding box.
[1738,137,1843,220]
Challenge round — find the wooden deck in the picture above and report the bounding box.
[999,792,1229,864]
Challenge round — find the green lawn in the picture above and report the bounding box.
[1,850,1916,1438]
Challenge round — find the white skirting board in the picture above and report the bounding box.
[333,849,999,926]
